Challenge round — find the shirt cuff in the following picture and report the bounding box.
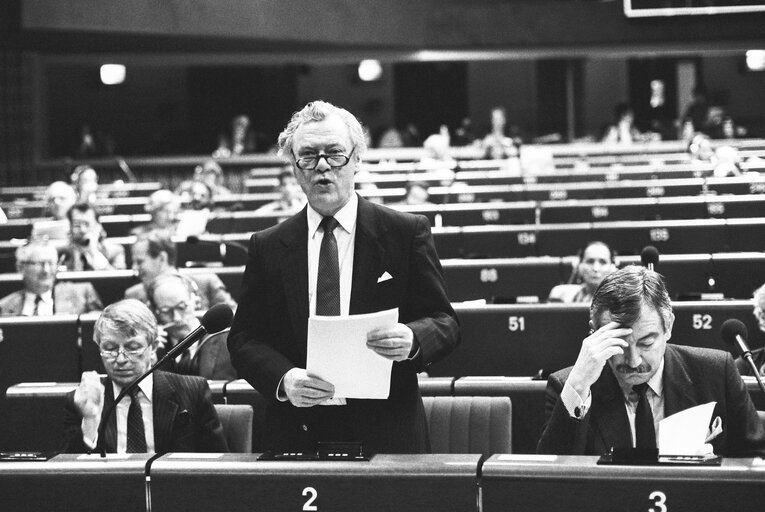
[276,374,288,402]
[561,381,591,419]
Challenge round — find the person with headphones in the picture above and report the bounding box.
[147,273,236,380]
[548,241,617,304]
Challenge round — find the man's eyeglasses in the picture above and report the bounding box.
[100,345,148,361]
[20,261,56,270]
[156,301,191,320]
[292,148,355,171]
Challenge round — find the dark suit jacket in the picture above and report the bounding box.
[63,370,228,454]
[0,281,103,316]
[538,344,765,457]
[175,328,237,381]
[735,347,765,377]
[227,195,459,453]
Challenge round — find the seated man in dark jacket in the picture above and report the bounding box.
[63,299,228,454]
[538,266,765,457]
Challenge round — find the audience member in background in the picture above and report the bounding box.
[0,241,102,316]
[125,233,237,311]
[131,189,182,237]
[148,274,236,380]
[71,165,100,206]
[399,181,433,206]
[682,86,709,132]
[377,126,404,148]
[177,180,215,211]
[701,102,728,139]
[712,145,743,177]
[736,284,765,376]
[63,299,228,454]
[687,133,714,163]
[482,106,519,159]
[58,203,126,271]
[548,241,617,304]
[255,169,307,215]
[44,181,78,221]
[538,266,765,457]
[452,116,475,147]
[646,79,673,140]
[194,160,232,198]
[601,103,644,144]
[213,114,257,157]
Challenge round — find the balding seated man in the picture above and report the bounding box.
[0,240,102,316]
[125,232,237,311]
[538,266,765,458]
[63,299,228,454]
[148,273,236,380]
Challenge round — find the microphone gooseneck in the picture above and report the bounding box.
[96,304,233,457]
[720,318,765,398]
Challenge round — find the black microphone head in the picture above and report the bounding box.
[720,318,748,348]
[186,235,200,244]
[640,245,660,268]
[201,303,233,334]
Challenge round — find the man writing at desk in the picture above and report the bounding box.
[63,299,228,453]
[228,100,459,454]
[538,266,765,457]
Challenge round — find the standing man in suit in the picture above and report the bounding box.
[228,100,459,454]
[148,273,236,380]
[63,299,228,453]
[538,266,765,457]
[0,241,102,316]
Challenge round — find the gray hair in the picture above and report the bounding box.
[277,100,367,162]
[15,240,58,265]
[590,265,672,331]
[94,299,158,348]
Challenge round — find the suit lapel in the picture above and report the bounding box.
[591,366,633,450]
[152,371,179,453]
[350,197,385,315]
[662,345,698,416]
[279,210,310,345]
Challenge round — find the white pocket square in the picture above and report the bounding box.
[377,271,393,283]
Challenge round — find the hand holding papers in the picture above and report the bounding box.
[307,308,398,399]
[658,402,718,456]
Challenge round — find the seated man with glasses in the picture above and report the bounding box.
[63,299,228,454]
[148,273,236,380]
[0,240,102,316]
[736,283,765,376]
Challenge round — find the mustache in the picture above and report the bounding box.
[615,364,652,374]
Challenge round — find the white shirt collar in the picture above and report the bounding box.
[25,289,53,304]
[307,193,358,238]
[112,373,154,404]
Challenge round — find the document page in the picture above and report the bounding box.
[658,401,717,456]
[306,308,398,399]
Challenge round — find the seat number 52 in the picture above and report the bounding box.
[649,490,667,512]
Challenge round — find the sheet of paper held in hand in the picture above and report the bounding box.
[658,401,717,456]
[306,308,398,399]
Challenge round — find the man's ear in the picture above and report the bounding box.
[588,319,595,335]
[665,311,676,341]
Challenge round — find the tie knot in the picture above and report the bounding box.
[35,295,42,304]
[321,216,338,233]
[128,387,142,400]
[632,383,650,398]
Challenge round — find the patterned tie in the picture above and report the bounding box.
[316,216,340,316]
[126,387,147,453]
[633,383,656,450]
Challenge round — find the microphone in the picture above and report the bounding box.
[97,304,233,457]
[640,245,659,271]
[720,318,765,397]
[116,158,137,183]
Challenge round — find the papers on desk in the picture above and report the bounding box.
[658,402,717,456]
[306,308,397,400]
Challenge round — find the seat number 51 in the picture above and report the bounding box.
[649,490,667,512]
